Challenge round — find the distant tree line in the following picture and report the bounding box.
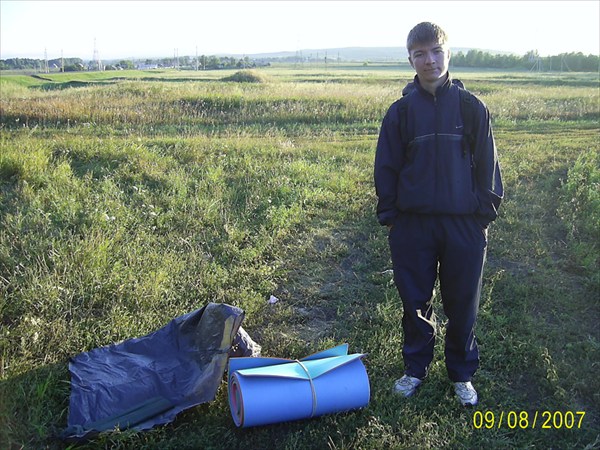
[1,50,598,72]
[160,55,261,70]
[0,55,264,72]
[0,57,87,72]
[450,49,599,71]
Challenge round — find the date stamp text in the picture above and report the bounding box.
[473,410,586,430]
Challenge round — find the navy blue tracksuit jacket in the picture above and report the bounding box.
[375,74,503,226]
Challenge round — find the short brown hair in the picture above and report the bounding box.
[407,22,448,52]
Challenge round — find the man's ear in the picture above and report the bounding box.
[408,56,414,69]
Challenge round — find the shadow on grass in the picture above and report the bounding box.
[30,75,217,91]
[38,80,119,90]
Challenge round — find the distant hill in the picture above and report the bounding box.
[247,47,408,61]
[221,46,514,62]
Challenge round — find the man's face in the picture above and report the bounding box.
[408,41,451,85]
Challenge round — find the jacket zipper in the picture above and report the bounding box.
[433,95,439,211]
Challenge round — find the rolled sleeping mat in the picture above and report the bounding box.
[228,344,370,427]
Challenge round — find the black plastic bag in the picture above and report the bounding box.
[62,302,259,441]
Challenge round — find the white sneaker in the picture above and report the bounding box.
[454,381,478,406]
[393,375,422,397]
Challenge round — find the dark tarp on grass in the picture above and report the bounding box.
[62,302,260,441]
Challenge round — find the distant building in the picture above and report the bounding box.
[136,63,159,70]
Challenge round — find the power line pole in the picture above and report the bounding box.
[174,48,179,69]
[560,55,571,73]
[93,38,102,71]
[44,48,49,73]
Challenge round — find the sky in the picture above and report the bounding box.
[1,1,599,60]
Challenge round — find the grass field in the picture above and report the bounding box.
[1,64,599,449]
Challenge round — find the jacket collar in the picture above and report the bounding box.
[413,72,453,98]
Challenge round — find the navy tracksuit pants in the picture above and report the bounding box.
[388,213,487,382]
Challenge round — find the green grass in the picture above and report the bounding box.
[1,66,599,449]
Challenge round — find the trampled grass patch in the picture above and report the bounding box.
[1,66,598,449]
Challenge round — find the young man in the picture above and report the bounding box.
[374,22,503,406]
